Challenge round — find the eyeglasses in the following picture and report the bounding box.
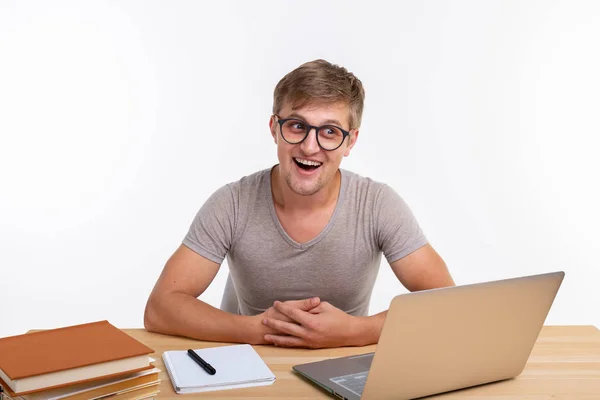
[275,115,351,151]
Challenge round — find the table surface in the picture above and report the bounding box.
[122,325,600,399]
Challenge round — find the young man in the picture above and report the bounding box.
[144,59,455,349]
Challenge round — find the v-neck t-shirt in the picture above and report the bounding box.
[182,167,428,316]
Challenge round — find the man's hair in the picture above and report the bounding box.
[272,59,365,129]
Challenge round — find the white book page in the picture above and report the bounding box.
[162,345,275,393]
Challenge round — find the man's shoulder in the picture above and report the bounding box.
[341,168,389,197]
[214,168,271,203]
[225,168,271,190]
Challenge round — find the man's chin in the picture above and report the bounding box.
[286,177,323,197]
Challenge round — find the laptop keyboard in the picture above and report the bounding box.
[330,371,369,396]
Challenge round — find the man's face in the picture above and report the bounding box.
[269,101,358,196]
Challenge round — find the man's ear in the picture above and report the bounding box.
[269,116,278,144]
[343,130,359,157]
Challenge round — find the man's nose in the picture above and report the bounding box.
[300,128,320,154]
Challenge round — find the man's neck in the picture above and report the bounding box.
[271,166,341,212]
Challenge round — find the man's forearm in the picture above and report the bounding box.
[144,292,259,343]
[354,311,387,346]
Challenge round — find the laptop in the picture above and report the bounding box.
[292,271,564,400]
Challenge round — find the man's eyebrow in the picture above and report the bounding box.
[286,113,344,127]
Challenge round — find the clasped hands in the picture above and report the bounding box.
[256,297,366,349]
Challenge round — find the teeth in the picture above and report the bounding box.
[295,158,322,167]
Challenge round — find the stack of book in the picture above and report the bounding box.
[0,321,160,400]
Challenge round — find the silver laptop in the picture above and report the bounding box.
[293,271,564,400]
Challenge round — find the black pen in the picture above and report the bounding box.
[187,349,216,375]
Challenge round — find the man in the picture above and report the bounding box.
[144,59,454,349]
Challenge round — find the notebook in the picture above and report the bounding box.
[162,344,275,394]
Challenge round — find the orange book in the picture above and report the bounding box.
[0,321,154,395]
[19,368,160,400]
[105,384,159,400]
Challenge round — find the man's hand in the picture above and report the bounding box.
[263,297,321,323]
[249,297,321,345]
[262,299,366,348]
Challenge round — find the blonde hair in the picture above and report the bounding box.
[273,59,365,129]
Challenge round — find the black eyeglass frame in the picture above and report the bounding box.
[274,115,351,151]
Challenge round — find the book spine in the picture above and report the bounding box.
[161,353,180,392]
[0,390,19,400]
[0,391,17,400]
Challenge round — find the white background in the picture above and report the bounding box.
[1,0,598,338]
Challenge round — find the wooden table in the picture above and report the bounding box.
[126,326,600,399]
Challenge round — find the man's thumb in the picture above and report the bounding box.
[301,296,320,310]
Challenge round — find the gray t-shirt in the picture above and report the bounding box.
[183,167,428,317]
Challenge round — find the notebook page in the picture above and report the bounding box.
[162,344,275,392]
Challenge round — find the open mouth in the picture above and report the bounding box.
[294,157,322,171]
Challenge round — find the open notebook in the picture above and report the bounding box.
[162,344,275,394]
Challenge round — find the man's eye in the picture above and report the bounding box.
[321,126,341,136]
[292,123,305,130]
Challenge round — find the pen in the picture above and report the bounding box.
[187,349,216,375]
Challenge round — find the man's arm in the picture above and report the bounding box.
[389,243,455,291]
[262,244,454,348]
[144,245,272,344]
[356,243,455,342]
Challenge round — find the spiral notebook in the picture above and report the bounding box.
[162,344,276,394]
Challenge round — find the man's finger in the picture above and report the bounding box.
[307,303,324,314]
[267,307,295,323]
[263,317,306,337]
[274,300,314,325]
[265,334,307,348]
[285,297,320,311]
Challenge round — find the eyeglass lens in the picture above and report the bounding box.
[280,119,344,150]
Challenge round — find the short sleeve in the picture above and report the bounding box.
[375,185,429,264]
[182,184,237,264]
